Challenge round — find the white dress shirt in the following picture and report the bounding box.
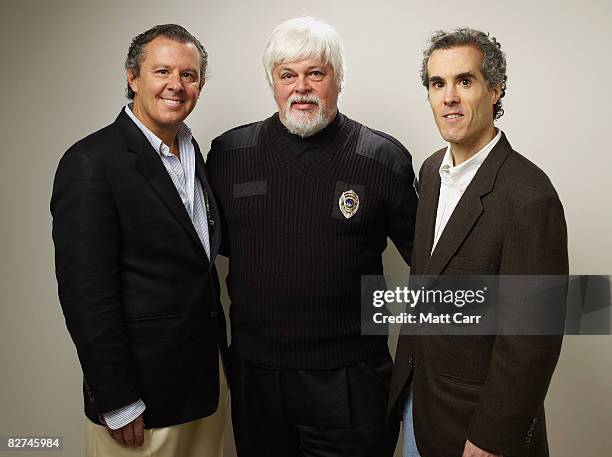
[431,130,502,254]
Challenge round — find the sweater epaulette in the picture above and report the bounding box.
[212,121,263,151]
[354,125,414,179]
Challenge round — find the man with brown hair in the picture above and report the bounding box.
[52,24,227,457]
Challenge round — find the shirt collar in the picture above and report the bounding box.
[439,129,502,187]
[124,104,192,157]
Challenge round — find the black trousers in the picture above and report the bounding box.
[229,350,400,457]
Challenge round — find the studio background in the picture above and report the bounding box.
[1,0,610,455]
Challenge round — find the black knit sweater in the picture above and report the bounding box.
[206,113,418,369]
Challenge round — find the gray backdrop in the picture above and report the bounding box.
[1,0,611,456]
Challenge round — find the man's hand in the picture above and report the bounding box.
[104,414,145,447]
[462,439,502,457]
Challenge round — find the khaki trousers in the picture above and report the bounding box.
[85,353,229,457]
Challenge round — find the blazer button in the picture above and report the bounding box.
[210,311,219,319]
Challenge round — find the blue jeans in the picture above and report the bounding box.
[402,387,422,457]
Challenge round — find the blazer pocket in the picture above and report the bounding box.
[437,372,483,406]
[438,372,484,388]
[126,313,183,339]
[445,255,490,274]
[126,313,182,324]
[438,373,483,388]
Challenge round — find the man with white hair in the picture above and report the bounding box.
[207,16,418,456]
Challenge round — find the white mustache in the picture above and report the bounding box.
[288,94,320,106]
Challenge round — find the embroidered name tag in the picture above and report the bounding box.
[233,181,267,198]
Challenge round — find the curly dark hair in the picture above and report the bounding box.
[421,28,507,120]
[124,24,208,100]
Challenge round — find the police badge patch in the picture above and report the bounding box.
[339,190,360,219]
[333,182,365,222]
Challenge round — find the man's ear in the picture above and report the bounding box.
[127,70,139,95]
[491,83,502,105]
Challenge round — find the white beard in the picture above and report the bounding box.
[281,94,333,138]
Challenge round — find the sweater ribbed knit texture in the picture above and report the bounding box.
[207,113,415,369]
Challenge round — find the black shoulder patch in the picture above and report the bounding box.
[213,121,263,151]
[355,126,414,177]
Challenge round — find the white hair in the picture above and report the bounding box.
[262,16,346,92]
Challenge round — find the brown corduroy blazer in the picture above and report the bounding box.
[389,133,568,457]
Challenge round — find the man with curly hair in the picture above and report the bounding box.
[389,28,568,457]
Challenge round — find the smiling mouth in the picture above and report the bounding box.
[444,113,463,119]
[160,98,184,106]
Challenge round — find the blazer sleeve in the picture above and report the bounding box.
[466,193,568,456]
[51,146,140,414]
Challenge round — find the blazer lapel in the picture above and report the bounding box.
[424,133,513,276]
[115,111,208,259]
[194,140,221,263]
[413,151,443,274]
